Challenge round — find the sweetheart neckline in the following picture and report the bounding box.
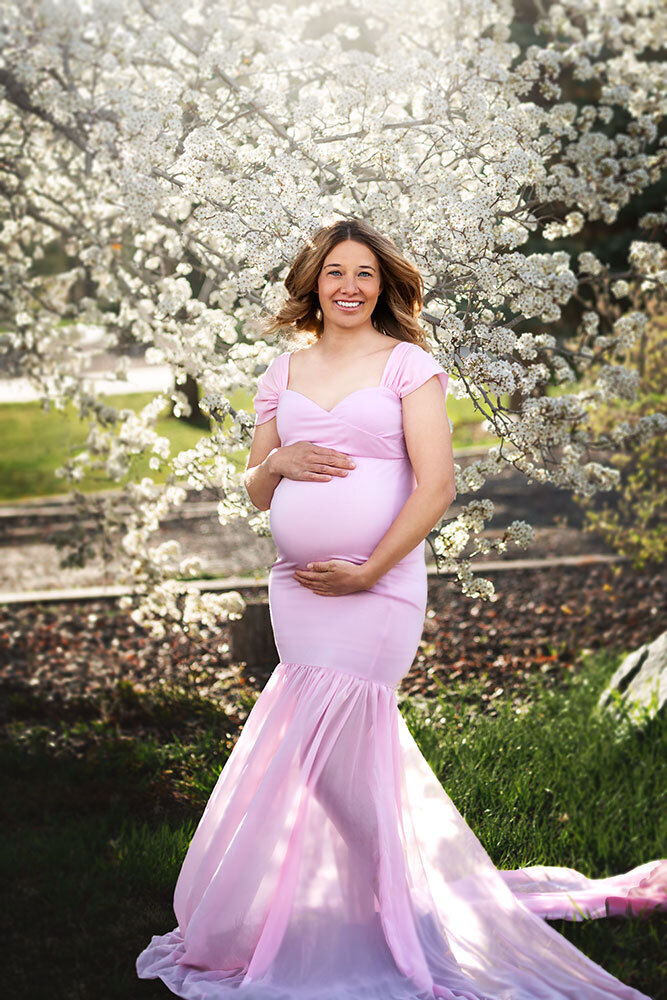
[283,340,407,414]
[281,384,398,414]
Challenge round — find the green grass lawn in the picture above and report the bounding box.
[1,649,664,999]
[0,390,245,503]
[0,388,500,503]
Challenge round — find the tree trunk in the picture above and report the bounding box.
[172,372,210,428]
[229,600,279,688]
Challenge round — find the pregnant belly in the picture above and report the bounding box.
[269,457,413,566]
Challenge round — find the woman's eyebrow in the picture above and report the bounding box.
[325,263,376,270]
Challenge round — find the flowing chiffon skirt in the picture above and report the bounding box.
[136,659,665,1000]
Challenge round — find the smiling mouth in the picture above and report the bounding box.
[334,300,364,310]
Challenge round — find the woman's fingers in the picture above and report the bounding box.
[311,447,356,472]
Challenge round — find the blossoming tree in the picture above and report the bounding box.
[1,0,665,635]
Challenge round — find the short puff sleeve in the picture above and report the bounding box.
[253,352,288,425]
[392,342,450,401]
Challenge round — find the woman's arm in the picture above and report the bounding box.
[360,374,456,587]
[243,419,283,511]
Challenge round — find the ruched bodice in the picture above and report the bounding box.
[276,388,410,459]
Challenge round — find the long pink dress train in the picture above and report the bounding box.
[136,339,666,999]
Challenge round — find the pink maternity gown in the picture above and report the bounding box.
[136,338,666,999]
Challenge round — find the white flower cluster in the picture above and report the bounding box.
[575,463,622,499]
[611,311,648,355]
[611,279,631,299]
[436,315,466,354]
[578,252,604,276]
[200,393,232,420]
[515,333,538,360]
[628,240,667,291]
[639,211,667,230]
[506,252,578,323]
[457,566,496,601]
[514,394,588,450]
[595,364,641,401]
[474,325,518,355]
[461,352,517,396]
[543,212,585,240]
[504,520,535,549]
[182,590,247,634]
[433,499,495,560]
[608,411,667,447]
[634,412,667,443]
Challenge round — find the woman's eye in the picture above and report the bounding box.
[328,270,372,277]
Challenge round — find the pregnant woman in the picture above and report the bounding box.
[137,219,665,999]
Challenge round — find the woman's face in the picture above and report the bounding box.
[316,239,383,328]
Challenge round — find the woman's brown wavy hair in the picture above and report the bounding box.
[263,218,428,348]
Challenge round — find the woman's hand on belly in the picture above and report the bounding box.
[272,441,356,481]
[293,559,374,596]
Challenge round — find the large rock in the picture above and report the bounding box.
[597,632,666,723]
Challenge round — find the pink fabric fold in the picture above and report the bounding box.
[497,859,667,921]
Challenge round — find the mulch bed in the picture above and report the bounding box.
[408,560,665,703]
[0,560,664,750]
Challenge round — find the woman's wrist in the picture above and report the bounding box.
[265,447,282,477]
[359,560,380,589]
